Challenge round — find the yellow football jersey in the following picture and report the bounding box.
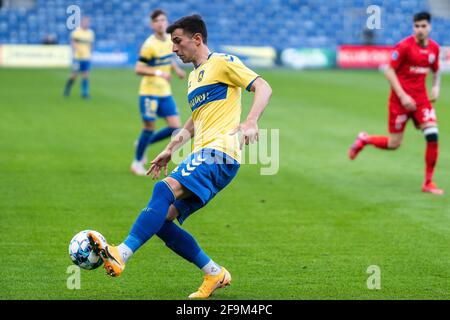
[71,28,95,60]
[138,34,174,96]
[187,53,259,162]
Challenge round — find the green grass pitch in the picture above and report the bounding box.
[0,67,449,299]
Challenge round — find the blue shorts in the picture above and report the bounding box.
[73,60,91,72]
[139,95,178,121]
[169,148,240,224]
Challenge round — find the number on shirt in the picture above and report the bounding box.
[144,98,158,118]
[422,109,436,122]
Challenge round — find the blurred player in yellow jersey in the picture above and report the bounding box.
[88,15,272,299]
[63,16,95,99]
[131,9,186,176]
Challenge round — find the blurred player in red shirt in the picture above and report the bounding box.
[349,12,443,195]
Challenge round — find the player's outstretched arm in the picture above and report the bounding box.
[384,66,416,111]
[430,70,441,103]
[231,77,272,149]
[147,117,195,179]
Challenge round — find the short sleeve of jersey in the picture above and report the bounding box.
[139,42,154,62]
[432,45,440,72]
[390,42,408,70]
[219,54,259,91]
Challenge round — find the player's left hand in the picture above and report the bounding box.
[230,119,259,149]
[176,68,186,80]
[430,86,440,103]
[147,148,172,179]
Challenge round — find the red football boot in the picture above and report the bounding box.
[422,182,444,195]
[349,132,369,160]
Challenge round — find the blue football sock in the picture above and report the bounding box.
[64,78,75,96]
[81,78,89,97]
[157,221,211,268]
[124,181,175,252]
[135,129,154,161]
[149,127,178,144]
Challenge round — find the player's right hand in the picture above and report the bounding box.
[147,148,172,179]
[400,94,417,111]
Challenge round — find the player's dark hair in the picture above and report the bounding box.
[151,9,166,21]
[414,12,431,23]
[166,14,207,44]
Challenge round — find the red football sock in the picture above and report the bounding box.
[425,141,438,184]
[367,135,389,149]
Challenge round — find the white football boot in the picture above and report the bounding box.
[130,160,147,176]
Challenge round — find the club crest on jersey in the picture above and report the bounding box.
[198,70,205,82]
[429,54,436,64]
[391,51,399,61]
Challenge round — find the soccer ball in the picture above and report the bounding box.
[68,230,104,270]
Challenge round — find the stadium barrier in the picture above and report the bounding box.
[91,50,135,67]
[1,44,449,72]
[219,45,277,68]
[281,48,336,69]
[0,45,136,68]
[337,45,393,69]
[337,45,450,72]
[0,44,71,67]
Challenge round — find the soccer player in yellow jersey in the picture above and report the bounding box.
[131,9,186,176]
[88,15,272,298]
[63,16,95,99]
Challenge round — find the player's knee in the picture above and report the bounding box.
[147,181,175,210]
[166,116,181,128]
[169,120,181,128]
[153,180,171,196]
[166,205,179,221]
[423,127,438,142]
[388,139,402,150]
[143,121,155,131]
